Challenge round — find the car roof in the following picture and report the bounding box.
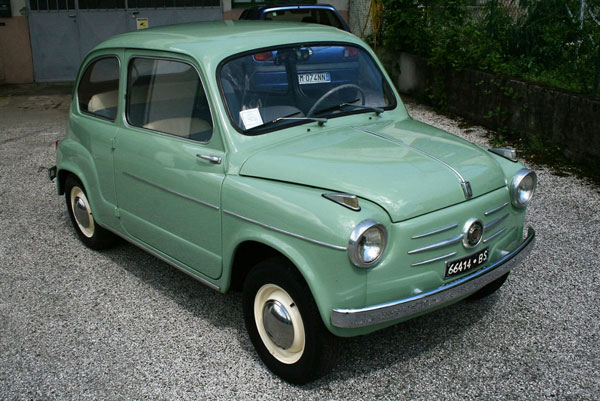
[93,21,360,64]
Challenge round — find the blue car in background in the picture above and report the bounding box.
[239,4,351,32]
[250,45,360,95]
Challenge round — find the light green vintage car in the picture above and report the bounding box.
[51,21,536,383]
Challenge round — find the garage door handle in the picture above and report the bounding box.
[196,154,222,164]
[68,14,76,18]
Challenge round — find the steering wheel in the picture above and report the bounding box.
[307,84,365,117]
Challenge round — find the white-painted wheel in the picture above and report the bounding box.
[254,283,305,364]
[243,260,339,383]
[69,185,95,238]
[64,176,115,250]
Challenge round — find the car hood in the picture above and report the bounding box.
[239,118,507,222]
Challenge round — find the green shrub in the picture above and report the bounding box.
[382,0,600,97]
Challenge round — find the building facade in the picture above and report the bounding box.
[0,0,349,83]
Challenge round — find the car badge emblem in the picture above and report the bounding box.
[463,218,484,248]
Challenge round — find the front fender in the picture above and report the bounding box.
[221,175,391,336]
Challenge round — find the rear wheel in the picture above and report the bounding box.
[468,273,509,300]
[243,259,339,384]
[64,176,115,250]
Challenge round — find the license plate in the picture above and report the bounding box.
[298,72,331,85]
[445,247,489,279]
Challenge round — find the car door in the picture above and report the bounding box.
[113,52,225,280]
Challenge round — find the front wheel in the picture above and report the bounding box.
[243,259,339,384]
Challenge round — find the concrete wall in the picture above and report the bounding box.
[382,52,600,171]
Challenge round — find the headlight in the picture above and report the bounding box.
[348,219,388,268]
[510,168,537,208]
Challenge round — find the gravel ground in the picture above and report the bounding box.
[1,88,599,400]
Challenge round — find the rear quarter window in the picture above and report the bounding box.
[77,57,120,121]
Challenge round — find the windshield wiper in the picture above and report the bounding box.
[313,98,384,116]
[341,103,384,115]
[244,112,327,134]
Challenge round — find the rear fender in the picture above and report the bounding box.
[56,138,114,228]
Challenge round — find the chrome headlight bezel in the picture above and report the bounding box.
[510,168,537,208]
[348,219,388,268]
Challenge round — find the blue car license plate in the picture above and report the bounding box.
[445,247,489,278]
[298,72,331,85]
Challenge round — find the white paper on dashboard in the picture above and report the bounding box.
[240,108,263,129]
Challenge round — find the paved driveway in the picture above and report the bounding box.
[1,85,598,400]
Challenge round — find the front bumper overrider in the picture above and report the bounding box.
[331,227,536,329]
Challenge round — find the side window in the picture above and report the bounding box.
[78,57,120,121]
[126,57,213,143]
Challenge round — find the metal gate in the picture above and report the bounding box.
[27,0,222,82]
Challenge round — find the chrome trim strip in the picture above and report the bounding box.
[102,226,220,291]
[407,234,463,254]
[123,172,219,211]
[483,227,507,243]
[223,210,347,251]
[354,127,472,198]
[331,227,536,328]
[484,202,508,216]
[484,213,509,230]
[411,223,458,239]
[411,252,457,267]
[461,181,473,198]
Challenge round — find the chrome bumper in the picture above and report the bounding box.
[331,227,536,329]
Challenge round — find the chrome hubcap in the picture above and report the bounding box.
[254,284,305,364]
[262,300,294,350]
[70,186,95,238]
[73,197,90,229]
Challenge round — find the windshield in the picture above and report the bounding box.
[219,43,396,135]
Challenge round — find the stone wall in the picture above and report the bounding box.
[380,52,600,170]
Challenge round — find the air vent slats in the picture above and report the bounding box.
[411,224,458,239]
[484,213,509,230]
[409,201,511,267]
[408,234,463,255]
[485,202,508,216]
[483,227,507,243]
[411,252,457,267]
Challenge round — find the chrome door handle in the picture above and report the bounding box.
[196,154,222,164]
